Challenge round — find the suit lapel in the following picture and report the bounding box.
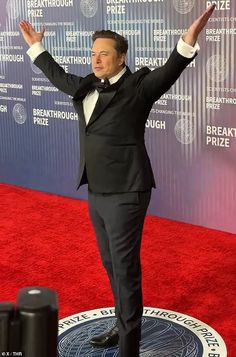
[73,74,97,127]
[73,73,97,100]
[74,101,86,128]
[87,89,116,127]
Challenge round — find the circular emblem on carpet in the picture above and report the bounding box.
[58,307,227,356]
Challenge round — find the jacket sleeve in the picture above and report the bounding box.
[139,46,197,104]
[34,51,83,97]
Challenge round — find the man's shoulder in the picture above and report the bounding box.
[127,66,150,77]
[124,66,151,86]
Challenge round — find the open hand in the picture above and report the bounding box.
[183,4,216,46]
[19,20,45,46]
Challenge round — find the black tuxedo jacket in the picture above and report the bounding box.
[34,47,195,193]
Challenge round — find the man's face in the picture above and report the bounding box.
[91,38,125,79]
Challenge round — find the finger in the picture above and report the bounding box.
[22,20,33,30]
[193,4,216,31]
[20,20,29,27]
[199,4,216,20]
[202,4,216,21]
[206,3,216,13]
[19,21,28,31]
[19,20,26,28]
[19,20,30,32]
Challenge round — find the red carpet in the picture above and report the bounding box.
[0,183,235,355]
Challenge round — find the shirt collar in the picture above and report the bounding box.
[107,66,127,85]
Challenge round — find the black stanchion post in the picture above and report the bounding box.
[0,302,14,352]
[16,287,58,357]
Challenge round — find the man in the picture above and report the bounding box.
[19,5,215,356]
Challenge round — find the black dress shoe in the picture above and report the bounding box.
[89,325,119,347]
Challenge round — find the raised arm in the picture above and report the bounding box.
[19,20,82,97]
[140,4,216,103]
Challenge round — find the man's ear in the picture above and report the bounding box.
[119,53,126,66]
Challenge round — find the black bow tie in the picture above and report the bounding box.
[93,78,110,92]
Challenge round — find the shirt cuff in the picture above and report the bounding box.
[26,42,46,62]
[177,36,200,58]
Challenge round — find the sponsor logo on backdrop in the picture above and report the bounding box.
[206,125,236,148]
[80,0,98,18]
[146,119,166,129]
[172,0,195,14]
[206,0,231,11]
[206,27,236,42]
[13,103,27,124]
[106,0,164,16]
[27,0,74,18]
[206,96,236,110]
[57,307,227,356]
[175,118,196,144]
[206,55,229,83]
[32,107,78,126]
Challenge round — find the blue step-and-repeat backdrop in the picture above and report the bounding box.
[0,0,235,233]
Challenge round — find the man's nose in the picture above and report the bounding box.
[95,55,101,63]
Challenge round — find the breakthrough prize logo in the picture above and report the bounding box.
[13,103,27,124]
[80,0,98,18]
[172,0,195,14]
[206,55,229,83]
[58,307,227,356]
[175,118,196,144]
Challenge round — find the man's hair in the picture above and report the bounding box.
[92,30,128,54]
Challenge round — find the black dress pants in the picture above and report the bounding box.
[88,190,151,357]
